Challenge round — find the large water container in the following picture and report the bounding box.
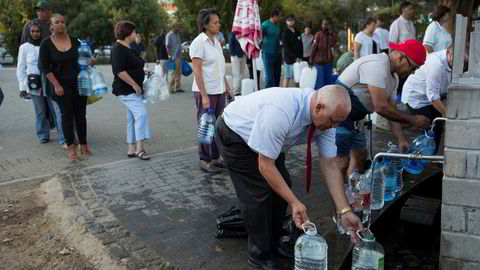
[78,68,92,96]
[382,159,397,202]
[299,66,317,89]
[78,41,92,67]
[357,169,372,224]
[352,229,385,270]
[370,162,385,210]
[347,170,363,218]
[143,74,169,103]
[294,221,327,270]
[197,109,216,144]
[293,61,308,83]
[386,142,404,192]
[402,130,436,174]
[90,66,108,96]
[241,78,254,96]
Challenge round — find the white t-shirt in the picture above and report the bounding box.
[423,21,452,52]
[389,16,416,43]
[189,32,226,95]
[338,53,398,113]
[354,31,379,58]
[374,27,389,50]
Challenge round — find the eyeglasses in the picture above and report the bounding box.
[402,53,419,73]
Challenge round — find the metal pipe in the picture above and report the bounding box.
[431,117,447,131]
[366,152,444,228]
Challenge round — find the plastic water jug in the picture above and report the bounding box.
[143,74,169,103]
[255,53,264,71]
[299,66,317,89]
[90,66,107,96]
[352,229,385,270]
[197,109,216,144]
[402,130,436,174]
[294,61,308,83]
[381,159,397,202]
[294,221,327,270]
[241,78,254,96]
[154,63,165,77]
[225,75,233,92]
[78,68,92,96]
[358,169,372,224]
[347,170,363,218]
[370,161,385,210]
[78,41,92,67]
[386,142,404,192]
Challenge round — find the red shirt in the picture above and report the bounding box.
[310,30,336,65]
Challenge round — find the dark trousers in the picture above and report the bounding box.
[262,51,282,88]
[194,92,226,162]
[215,117,291,259]
[246,57,261,90]
[0,87,3,108]
[407,104,443,153]
[54,88,87,145]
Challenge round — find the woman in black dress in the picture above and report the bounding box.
[39,14,93,160]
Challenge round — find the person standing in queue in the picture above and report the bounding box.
[215,85,363,269]
[39,14,92,160]
[190,8,234,173]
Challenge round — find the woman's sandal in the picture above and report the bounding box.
[127,153,136,158]
[136,150,151,161]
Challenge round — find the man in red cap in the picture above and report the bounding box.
[334,39,430,178]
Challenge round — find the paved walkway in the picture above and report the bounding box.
[47,128,416,270]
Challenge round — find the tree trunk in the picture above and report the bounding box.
[439,0,479,32]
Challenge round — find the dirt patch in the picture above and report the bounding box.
[0,179,95,270]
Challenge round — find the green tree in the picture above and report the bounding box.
[0,0,33,62]
[67,1,113,46]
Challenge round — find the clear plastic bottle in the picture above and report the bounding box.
[357,170,372,224]
[294,221,327,270]
[90,66,108,96]
[196,109,216,144]
[403,130,436,175]
[382,159,397,202]
[78,41,92,67]
[352,229,385,270]
[78,68,92,96]
[348,170,363,219]
[386,142,404,192]
[370,162,385,210]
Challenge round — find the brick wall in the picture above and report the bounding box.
[441,84,480,269]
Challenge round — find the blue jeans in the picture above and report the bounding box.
[262,51,281,88]
[314,63,333,90]
[118,94,151,144]
[51,100,65,144]
[31,95,51,141]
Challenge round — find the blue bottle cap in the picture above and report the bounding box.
[207,108,215,114]
[425,130,434,138]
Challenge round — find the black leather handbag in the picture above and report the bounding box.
[27,74,42,91]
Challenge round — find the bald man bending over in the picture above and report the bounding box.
[215,85,363,269]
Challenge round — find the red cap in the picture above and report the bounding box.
[388,39,426,66]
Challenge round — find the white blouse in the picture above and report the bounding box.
[189,32,226,95]
[16,42,41,92]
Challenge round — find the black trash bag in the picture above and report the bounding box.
[279,215,303,248]
[216,206,247,238]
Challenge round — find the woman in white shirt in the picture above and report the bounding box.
[17,22,64,147]
[190,8,234,173]
[354,18,379,59]
[423,5,452,53]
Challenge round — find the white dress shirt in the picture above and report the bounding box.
[402,49,451,109]
[16,42,41,92]
[189,32,226,95]
[389,16,416,43]
[223,87,337,160]
[374,27,389,51]
[423,21,452,52]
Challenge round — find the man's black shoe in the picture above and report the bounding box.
[273,244,294,260]
[248,256,285,270]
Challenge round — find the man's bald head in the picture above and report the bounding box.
[311,85,351,130]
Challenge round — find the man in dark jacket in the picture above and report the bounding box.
[20,0,52,44]
[310,19,337,89]
[282,15,303,87]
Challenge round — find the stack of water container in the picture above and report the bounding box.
[78,41,108,96]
